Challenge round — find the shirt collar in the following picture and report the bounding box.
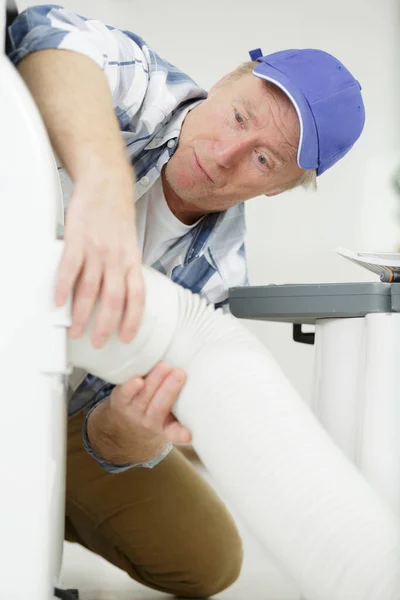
[144,98,204,151]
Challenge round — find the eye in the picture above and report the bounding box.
[258,154,268,166]
[235,112,245,125]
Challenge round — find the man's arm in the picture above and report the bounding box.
[17,49,132,197]
[8,6,148,348]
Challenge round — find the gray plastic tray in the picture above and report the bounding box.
[229,282,393,324]
[391,285,400,312]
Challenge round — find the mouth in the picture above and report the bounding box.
[193,150,214,183]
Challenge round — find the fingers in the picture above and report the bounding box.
[119,264,145,344]
[91,259,126,348]
[69,256,103,339]
[54,243,84,308]
[64,252,145,349]
[114,364,189,443]
[122,362,172,414]
[117,377,145,404]
[164,418,192,444]
[145,367,186,429]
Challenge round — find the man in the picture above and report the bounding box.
[7,4,365,597]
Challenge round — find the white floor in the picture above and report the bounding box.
[59,466,300,600]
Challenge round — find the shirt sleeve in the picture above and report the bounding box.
[7,4,149,123]
[82,395,173,474]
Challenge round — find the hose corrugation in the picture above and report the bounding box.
[69,267,400,600]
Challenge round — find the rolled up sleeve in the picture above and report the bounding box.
[7,4,149,117]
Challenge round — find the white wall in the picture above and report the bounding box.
[18,0,400,400]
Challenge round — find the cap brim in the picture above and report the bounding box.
[253,62,319,171]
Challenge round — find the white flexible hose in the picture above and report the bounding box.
[69,267,400,600]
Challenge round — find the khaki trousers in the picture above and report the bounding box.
[65,411,243,598]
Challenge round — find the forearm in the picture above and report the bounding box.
[17,50,133,188]
[87,398,169,465]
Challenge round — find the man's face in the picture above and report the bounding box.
[164,72,304,215]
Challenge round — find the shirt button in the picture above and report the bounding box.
[167,139,175,149]
[139,176,150,186]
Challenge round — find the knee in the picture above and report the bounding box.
[180,531,243,597]
[123,525,243,598]
[136,525,243,598]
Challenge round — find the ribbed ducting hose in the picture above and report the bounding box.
[69,267,400,600]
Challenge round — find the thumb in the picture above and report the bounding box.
[164,418,192,444]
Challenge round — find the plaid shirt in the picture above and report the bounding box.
[8,4,248,471]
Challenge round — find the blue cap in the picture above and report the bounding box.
[249,48,365,176]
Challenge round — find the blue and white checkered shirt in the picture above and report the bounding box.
[8,4,248,471]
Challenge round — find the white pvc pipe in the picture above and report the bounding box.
[70,267,400,600]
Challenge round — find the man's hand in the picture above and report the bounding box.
[87,362,191,466]
[110,362,191,444]
[54,176,144,349]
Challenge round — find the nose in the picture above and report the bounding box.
[213,137,252,168]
